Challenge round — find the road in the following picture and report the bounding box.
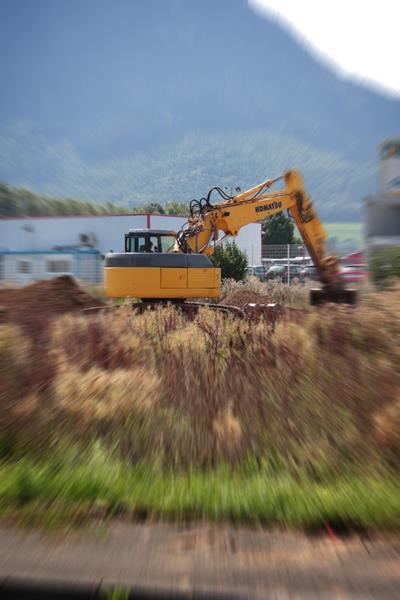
[0,521,399,598]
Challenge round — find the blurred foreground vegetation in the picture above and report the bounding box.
[370,247,400,287]
[0,280,399,528]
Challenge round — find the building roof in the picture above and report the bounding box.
[127,229,177,235]
[0,247,100,255]
[0,212,188,221]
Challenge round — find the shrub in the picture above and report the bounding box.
[210,241,248,281]
[370,246,400,286]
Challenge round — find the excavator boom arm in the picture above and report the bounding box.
[177,170,340,286]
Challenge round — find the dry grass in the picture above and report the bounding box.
[0,284,400,527]
[221,275,311,307]
[0,324,38,441]
[0,285,399,478]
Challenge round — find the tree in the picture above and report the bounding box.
[370,247,400,287]
[164,201,189,216]
[262,212,296,244]
[210,240,248,281]
[0,181,116,217]
[141,202,165,214]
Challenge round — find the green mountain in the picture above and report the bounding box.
[0,0,398,220]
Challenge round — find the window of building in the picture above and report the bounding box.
[46,260,71,273]
[17,260,33,274]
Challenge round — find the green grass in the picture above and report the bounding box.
[0,445,398,530]
[325,222,364,243]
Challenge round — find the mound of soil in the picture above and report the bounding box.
[0,276,104,338]
[219,290,273,309]
[219,290,283,323]
[219,290,308,324]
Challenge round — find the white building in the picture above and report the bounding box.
[0,248,101,285]
[0,212,261,284]
[364,139,400,253]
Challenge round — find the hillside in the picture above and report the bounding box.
[0,0,399,220]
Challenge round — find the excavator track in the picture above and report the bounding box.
[82,301,285,321]
[134,301,246,319]
[81,302,246,318]
[310,287,357,306]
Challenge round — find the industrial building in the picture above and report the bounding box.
[364,139,400,253]
[0,213,261,285]
[0,248,102,285]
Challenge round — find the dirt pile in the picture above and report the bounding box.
[219,290,308,324]
[0,276,103,337]
[219,290,273,309]
[218,290,283,322]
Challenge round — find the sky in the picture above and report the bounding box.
[250,0,400,96]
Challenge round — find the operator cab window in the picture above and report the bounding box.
[126,235,147,253]
[125,232,177,253]
[149,235,161,253]
[160,235,176,253]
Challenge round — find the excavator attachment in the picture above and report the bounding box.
[310,256,357,306]
[310,287,358,306]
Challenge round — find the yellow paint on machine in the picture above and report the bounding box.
[105,266,220,299]
[188,267,219,289]
[161,268,187,288]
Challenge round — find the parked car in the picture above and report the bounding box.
[265,264,303,283]
[339,264,369,284]
[247,265,266,281]
[300,265,318,281]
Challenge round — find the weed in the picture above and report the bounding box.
[0,287,400,526]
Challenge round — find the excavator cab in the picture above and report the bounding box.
[124,229,176,254]
[105,229,220,299]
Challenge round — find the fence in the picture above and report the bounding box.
[262,243,311,264]
[254,244,312,284]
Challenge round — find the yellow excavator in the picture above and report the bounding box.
[104,170,356,305]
